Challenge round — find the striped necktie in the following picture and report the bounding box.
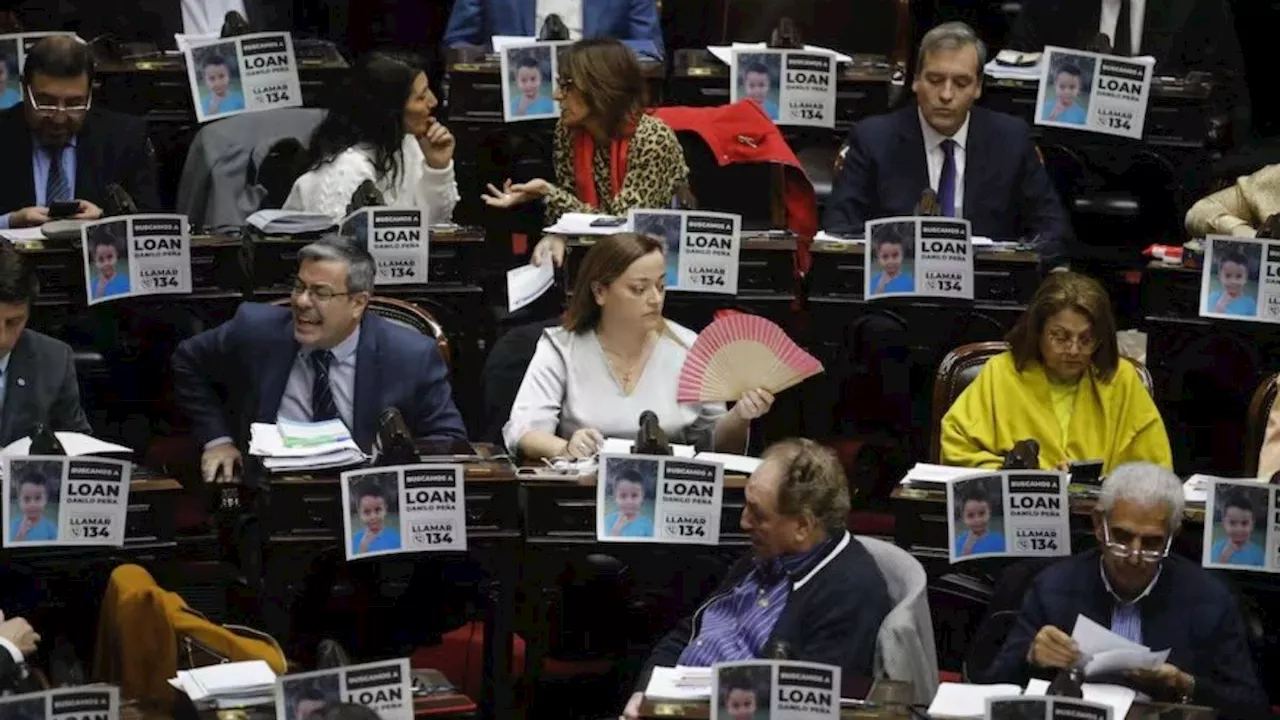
[46,145,71,204]
[310,350,339,422]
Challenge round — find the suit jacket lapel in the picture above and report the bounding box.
[257,316,300,424]
[352,317,379,450]
[518,0,537,36]
[73,117,96,201]
[896,107,931,203]
[0,335,36,445]
[960,110,989,218]
[5,111,37,209]
[1141,0,1192,59]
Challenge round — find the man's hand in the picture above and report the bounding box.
[531,236,567,267]
[1126,663,1193,697]
[71,200,102,221]
[1028,625,1081,669]
[9,207,50,228]
[419,119,456,169]
[201,442,243,484]
[620,691,643,720]
[0,615,39,657]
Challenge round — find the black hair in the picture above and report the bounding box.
[1219,249,1249,271]
[611,468,648,496]
[0,242,39,305]
[15,466,49,493]
[744,61,771,77]
[200,54,231,73]
[719,670,759,702]
[959,483,991,509]
[354,477,388,504]
[22,35,93,86]
[1055,62,1082,79]
[305,51,427,185]
[872,223,908,253]
[516,54,541,72]
[89,231,119,253]
[1222,492,1254,516]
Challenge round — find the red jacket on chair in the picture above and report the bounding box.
[651,100,818,274]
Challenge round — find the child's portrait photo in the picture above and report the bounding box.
[504,45,556,118]
[1040,52,1095,126]
[194,42,245,118]
[602,457,657,538]
[85,221,131,301]
[282,674,341,720]
[0,40,19,110]
[1209,485,1268,568]
[348,472,402,556]
[736,53,781,121]
[952,475,1006,558]
[8,458,62,544]
[1205,240,1261,317]
[868,221,915,296]
[633,212,682,286]
[714,666,772,720]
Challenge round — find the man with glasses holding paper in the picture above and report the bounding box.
[0,36,158,229]
[983,463,1267,717]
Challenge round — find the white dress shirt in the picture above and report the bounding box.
[503,322,728,453]
[1099,0,1146,54]
[181,0,249,35]
[278,325,360,431]
[283,134,460,224]
[536,0,584,40]
[918,108,970,216]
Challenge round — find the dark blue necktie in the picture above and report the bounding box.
[46,146,70,204]
[938,139,957,217]
[310,350,339,422]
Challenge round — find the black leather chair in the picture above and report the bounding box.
[269,296,452,370]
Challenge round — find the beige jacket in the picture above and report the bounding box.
[1258,395,1280,479]
[1186,164,1280,238]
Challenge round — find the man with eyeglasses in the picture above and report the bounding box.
[171,239,466,484]
[0,36,157,229]
[984,463,1268,717]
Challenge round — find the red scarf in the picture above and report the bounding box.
[571,118,637,208]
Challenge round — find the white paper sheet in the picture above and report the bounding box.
[644,666,712,700]
[1071,615,1170,675]
[600,437,695,458]
[1025,678,1135,719]
[3,432,132,457]
[694,452,761,474]
[708,43,853,65]
[925,683,1024,719]
[543,212,630,236]
[507,261,555,313]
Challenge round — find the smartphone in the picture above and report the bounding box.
[1069,459,1105,485]
[48,201,80,219]
[589,216,626,228]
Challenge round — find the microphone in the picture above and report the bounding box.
[914,188,941,217]
[1001,439,1041,470]
[347,179,385,215]
[375,408,417,466]
[1046,666,1085,698]
[105,183,139,216]
[538,14,570,41]
[768,18,803,49]
[1268,471,1280,486]
[634,411,671,456]
[1084,32,1113,54]
[29,421,67,456]
[763,640,792,659]
[1256,212,1280,240]
[221,11,252,38]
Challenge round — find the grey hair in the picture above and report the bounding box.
[298,239,375,294]
[1097,462,1185,534]
[916,21,987,75]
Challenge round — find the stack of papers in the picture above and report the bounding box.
[246,209,336,235]
[926,680,1136,719]
[169,660,277,710]
[2,432,133,457]
[899,463,980,489]
[543,212,629,236]
[693,452,762,474]
[248,422,366,472]
[644,666,712,701]
[1182,473,1252,503]
[600,437,696,458]
[1072,615,1169,676]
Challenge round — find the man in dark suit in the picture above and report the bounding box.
[824,21,1070,269]
[3,0,299,44]
[1007,0,1249,136]
[444,0,664,59]
[984,463,1268,718]
[0,243,92,447]
[172,239,467,484]
[0,36,157,230]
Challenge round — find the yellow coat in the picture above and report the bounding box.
[940,352,1172,473]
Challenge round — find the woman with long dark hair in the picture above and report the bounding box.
[284,52,460,222]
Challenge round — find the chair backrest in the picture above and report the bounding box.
[1244,371,1278,478]
[480,319,559,448]
[928,341,1157,463]
[856,536,939,704]
[268,296,451,369]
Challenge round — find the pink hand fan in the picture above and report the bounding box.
[677,315,823,402]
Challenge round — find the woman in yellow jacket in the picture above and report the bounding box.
[941,272,1172,473]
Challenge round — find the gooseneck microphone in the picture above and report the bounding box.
[375,407,417,466]
[347,179,386,215]
[538,14,570,41]
[634,411,672,456]
[106,183,139,216]
[914,188,941,217]
[221,11,251,38]
[1001,439,1041,470]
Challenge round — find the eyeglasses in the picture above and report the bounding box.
[556,76,574,92]
[1045,329,1097,353]
[291,280,351,302]
[1101,518,1171,563]
[26,86,92,114]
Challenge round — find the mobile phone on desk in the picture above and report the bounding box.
[1068,459,1104,485]
[48,201,80,219]
[589,216,626,227]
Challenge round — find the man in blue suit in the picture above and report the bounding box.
[443,0,664,60]
[172,239,466,484]
[824,22,1070,270]
[983,463,1268,718]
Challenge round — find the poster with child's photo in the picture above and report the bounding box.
[1203,480,1271,571]
[192,42,246,119]
[633,212,683,286]
[866,220,915,296]
[598,456,657,539]
[0,39,19,110]
[1038,52,1096,127]
[713,665,772,720]
[948,474,1006,561]
[732,52,781,122]
[281,673,341,720]
[500,42,560,122]
[6,458,62,544]
[344,470,402,558]
[84,220,131,301]
[1199,237,1262,320]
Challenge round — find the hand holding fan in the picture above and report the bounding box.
[677,315,823,402]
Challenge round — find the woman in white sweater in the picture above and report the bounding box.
[284,52,460,223]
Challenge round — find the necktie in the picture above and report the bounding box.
[1114,0,1133,56]
[45,146,70,204]
[938,139,957,218]
[310,350,339,422]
